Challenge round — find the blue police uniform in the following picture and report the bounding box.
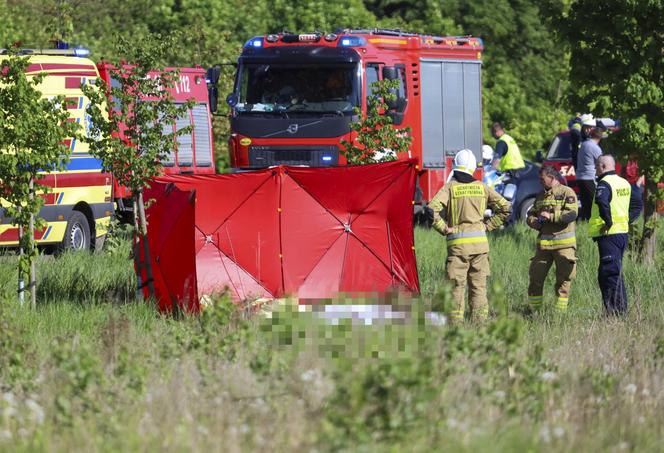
[590,171,641,315]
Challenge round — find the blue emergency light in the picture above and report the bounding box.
[322,156,332,162]
[337,36,366,47]
[74,47,90,57]
[244,37,264,48]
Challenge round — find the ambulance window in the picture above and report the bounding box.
[192,105,212,167]
[176,110,193,167]
[365,64,380,99]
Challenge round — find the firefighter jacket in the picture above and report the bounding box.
[589,173,631,237]
[526,184,578,250]
[430,179,512,255]
[497,134,525,172]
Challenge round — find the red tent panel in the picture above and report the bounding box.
[143,160,420,312]
[141,182,197,312]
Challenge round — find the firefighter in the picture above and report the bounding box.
[526,165,578,312]
[491,122,525,174]
[590,154,638,316]
[429,149,512,323]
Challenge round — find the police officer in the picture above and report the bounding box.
[429,149,512,323]
[492,122,525,174]
[526,165,578,312]
[590,155,639,315]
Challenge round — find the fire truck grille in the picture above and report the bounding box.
[248,146,339,167]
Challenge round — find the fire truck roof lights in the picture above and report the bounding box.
[244,37,264,48]
[338,36,366,47]
[0,47,92,57]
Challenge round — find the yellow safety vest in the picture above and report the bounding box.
[497,134,525,172]
[589,174,631,237]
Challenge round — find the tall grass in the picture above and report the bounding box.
[0,222,663,452]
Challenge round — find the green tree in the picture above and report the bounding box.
[366,0,460,36]
[0,48,79,308]
[560,0,663,264]
[342,78,412,165]
[82,34,193,296]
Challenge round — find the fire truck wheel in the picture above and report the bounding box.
[519,198,535,222]
[62,211,91,252]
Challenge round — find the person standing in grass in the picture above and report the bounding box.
[526,165,579,312]
[590,154,640,316]
[576,115,604,221]
[429,149,512,323]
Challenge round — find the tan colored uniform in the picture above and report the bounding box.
[526,183,578,311]
[430,179,511,322]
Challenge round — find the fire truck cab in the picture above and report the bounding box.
[225,29,484,205]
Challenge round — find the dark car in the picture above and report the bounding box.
[488,160,544,222]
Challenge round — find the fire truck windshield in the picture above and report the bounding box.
[235,63,359,115]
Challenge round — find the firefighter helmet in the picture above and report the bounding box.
[453,149,477,175]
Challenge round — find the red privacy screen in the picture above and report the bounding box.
[140,159,420,312]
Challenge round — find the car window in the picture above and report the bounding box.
[547,134,571,159]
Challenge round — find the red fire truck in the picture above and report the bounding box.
[222,29,484,212]
[97,64,216,221]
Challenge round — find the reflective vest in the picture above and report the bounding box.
[497,134,525,172]
[589,174,631,237]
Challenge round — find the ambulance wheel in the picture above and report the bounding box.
[61,211,91,252]
[519,198,535,222]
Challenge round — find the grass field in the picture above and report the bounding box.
[1,223,664,452]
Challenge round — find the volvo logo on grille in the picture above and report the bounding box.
[287,124,299,134]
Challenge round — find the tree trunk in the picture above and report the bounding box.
[29,213,36,310]
[137,190,155,298]
[29,179,36,310]
[18,219,24,307]
[132,197,143,299]
[639,179,658,265]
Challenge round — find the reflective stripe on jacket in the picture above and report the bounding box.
[589,174,631,237]
[497,134,525,172]
[526,184,578,250]
[430,179,511,255]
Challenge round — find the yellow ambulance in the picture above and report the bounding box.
[0,48,113,251]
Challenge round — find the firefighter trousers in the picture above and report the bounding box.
[528,247,577,311]
[446,253,490,323]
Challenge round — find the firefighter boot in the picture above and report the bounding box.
[553,248,577,312]
[528,249,554,311]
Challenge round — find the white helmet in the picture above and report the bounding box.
[580,113,596,127]
[453,149,477,175]
[482,144,494,161]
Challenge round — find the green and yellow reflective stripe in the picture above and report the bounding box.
[447,230,488,246]
[538,231,576,247]
[536,200,565,206]
[529,295,543,306]
[556,297,568,311]
[474,307,489,317]
[448,236,489,246]
[449,309,464,320]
